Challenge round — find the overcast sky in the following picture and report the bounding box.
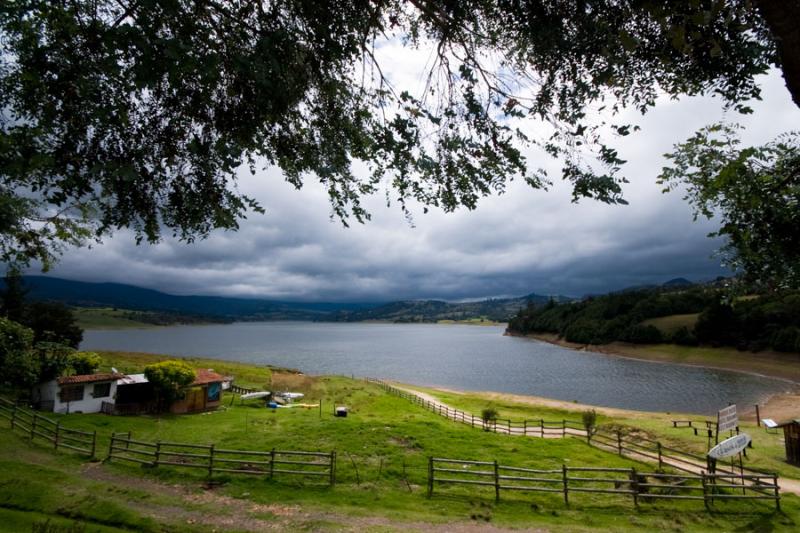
[31,45,800,302]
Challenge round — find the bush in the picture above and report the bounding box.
[670,326,698,346]
[582,409,597,440]
[481,407,499,427]
[144,360,196,411]
[772,327,800,353]
[620,324,663,344]
[69,352,102,375]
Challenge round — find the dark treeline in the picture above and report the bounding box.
[507,288,800,354]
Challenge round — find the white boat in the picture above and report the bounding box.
[240,391,270,400]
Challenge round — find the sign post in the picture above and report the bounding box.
[716,404,738,444]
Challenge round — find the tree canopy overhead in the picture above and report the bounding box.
[1,1,797,269]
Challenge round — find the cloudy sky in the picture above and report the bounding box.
[32,43,800,302]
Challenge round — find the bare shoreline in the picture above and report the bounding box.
[503,330,800,421]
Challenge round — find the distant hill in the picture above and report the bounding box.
[7,276,572,323]
[13,276,380,321]
[326,293,574,323]
[662,277,694,288]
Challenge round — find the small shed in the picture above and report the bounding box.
[36,373,123,414]
[776,419,800,466]
[106,373,156,415]
[170,369,225,414]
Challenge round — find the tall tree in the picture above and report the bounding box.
[0,1,797,269]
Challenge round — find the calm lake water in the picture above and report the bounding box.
[81,322,794,414]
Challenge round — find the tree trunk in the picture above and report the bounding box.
[755,0,800,108]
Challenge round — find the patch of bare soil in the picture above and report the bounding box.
[81,462,545,532]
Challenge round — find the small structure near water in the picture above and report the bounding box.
[776,419,800,466]
[36,372,124,414]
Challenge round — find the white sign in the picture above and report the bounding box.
[708,433,751,460]
[717,404,738,433]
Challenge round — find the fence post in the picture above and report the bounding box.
[208,444,214,477]
[107,434,116,461]
[755,404,761,427]
[562,464,569,506]
[540,418,544,437]
[427,457,434,498]
[30,412,37,441]
[90,431,96,457]
[330,451,337,486]
[269,448,276,479]
[471,415,475,428]
[562,419,566,438]
[523,420,527,436]
[10,405,16,430]
[154,441,161,467]
[657,442,663,470]
[701,472,709,510]
[54,421,60,451]
[507,419,511,434]
[774,474,781,511]
[493,460,500,501]
[616,430,623,455]
[630,468,639,507]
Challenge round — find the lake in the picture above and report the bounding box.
[81,322,793,414]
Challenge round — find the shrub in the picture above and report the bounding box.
[582,409,597,441]
[670,326,698,346]
[772,326,800,353]
[69,352,102,375]
[481,407,499,428]
[144,360,196,411]
[621,324,663,344]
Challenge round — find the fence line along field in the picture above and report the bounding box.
[1,362,798,532]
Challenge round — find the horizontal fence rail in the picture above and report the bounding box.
[366,378,586,438]
[0,397,96,456]
[106,433,336,485]
[365,380,778,487]
[427,457,780,510]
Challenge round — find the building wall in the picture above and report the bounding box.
[37,380,118,414]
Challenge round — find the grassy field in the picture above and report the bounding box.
[1,352,799,531]
[93,351,274,390]
[73,308,157,330]
[642,313,700,334]
[400,384,800,481]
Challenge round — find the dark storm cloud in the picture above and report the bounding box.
[34,70,800,302]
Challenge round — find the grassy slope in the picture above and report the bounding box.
[1,352,799,531]
[94,351,273,389]
[73,308,157,330]
[401,384,800,481]
[529,332,800,383]
[642,313,700,334]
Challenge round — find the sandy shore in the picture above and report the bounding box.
[501,331,800,422]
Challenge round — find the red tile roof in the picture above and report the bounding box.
[192,369,225,386]
[58,373,124,385]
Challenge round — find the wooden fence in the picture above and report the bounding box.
[368,379,777,483]
[0,397,96,457]
[427,457,780,510]
[106,432,336,484]
[367,379,586,437]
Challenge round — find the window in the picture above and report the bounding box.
[59,385,83,403]
[93,382,111,398]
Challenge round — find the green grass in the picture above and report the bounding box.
[2,351,799,531]
[73,308,157,330]
[399,384,800,481]
[93,351,273,389]
[642,313,700,334]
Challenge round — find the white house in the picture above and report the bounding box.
[36,372,123,414]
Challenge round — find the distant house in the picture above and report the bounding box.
[170,369,226,414]
[36,373,123,414]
